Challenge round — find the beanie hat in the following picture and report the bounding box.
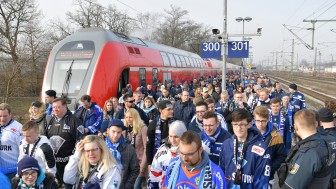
[31,101,42,108]
[169,120,187,137]
[289,83,297,90]
[17,156,40,177]
[318,108,334,122]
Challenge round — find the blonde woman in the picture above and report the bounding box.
[28,101,47,134]
[103,99,116,120]
[124,108,148,189]
[64,135,121,189]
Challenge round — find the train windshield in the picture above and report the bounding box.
[51,60,90,95]
[51,41,95,96]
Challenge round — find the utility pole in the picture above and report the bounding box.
[276,51,278,71]
[291,39,294,79]
[314,47,318,76]
[319,51,322,73]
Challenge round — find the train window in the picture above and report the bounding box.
[174,54,182,67]
[191,58,197,67]
[139,68,146,87]
[152,68,158,86]
[160,52,170,67]
[167,53,177,67]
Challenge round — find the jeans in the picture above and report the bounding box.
[134,176,146,189]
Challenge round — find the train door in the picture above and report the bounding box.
[118,68,129,98]
[152,68,158,87]
[139,68,146,87]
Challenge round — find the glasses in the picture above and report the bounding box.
[126,100,135,103]
[180,148,200,157]
[232,123,249,129]
[196,110,206,114]
[203,124,216,128]
[84,147,100,153]
[22,171,38,178]
[255,120,268,124]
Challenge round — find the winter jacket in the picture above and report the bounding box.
[290,91,306,112]
[173,99,195,126]
[32,113,48,135]
[258,123,286,180]
[74,102,103,134]
[118,138,140,189]
[19,136,56,176]
[271,89,286,99]
[219,127,271,189]
[63,151,121,189]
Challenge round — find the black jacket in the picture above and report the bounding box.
[118,138,140,189]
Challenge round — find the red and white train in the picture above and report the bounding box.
[42,28,239,110]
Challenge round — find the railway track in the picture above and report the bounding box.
[269,75,336,105]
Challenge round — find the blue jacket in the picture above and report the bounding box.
[173,99,195,127]
[201,127,231,165]
[290,91,306,112]
[74,102,103,134]
[188,116,203,134]
[219,127,270,189]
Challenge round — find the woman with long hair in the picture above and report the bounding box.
[103,99,116,120]
[28,101,47,135]
[123,108,148,189]
[64,135,121,189]
[142,96,159,123]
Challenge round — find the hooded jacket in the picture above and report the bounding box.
[74,102,103,134]
[219,127,271,189]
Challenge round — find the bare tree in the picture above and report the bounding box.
[132,12,160,40]
[103,5,134,34]
[153,5,211,53]
[48,19,75,44]
[0,0,40,102]
[66,0,104,28]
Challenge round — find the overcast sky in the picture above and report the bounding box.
[39,0,336,66]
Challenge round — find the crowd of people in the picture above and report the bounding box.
[0,72,336,189]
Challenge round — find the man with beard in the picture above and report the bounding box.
[162,131,226,189]
[173,91,195,127]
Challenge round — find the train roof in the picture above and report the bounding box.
[69,28,202,59]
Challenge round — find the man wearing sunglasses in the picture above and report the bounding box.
[115,93,149,125]
[219,109,270,189]
[162,131,226,189]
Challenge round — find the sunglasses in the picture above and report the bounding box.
[126,100,135,103]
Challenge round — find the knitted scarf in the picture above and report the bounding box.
[201,127,222,155]
[105,136,123,170]
[270,113,285,136]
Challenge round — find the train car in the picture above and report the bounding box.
[41,28,235,110]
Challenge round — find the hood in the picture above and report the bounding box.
[35,165,45,186]
[182,150,209,172]
[246,127,263,144]
[260,122,273,138]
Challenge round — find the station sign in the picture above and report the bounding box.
[228,41,249,58]
[201,42,222,58]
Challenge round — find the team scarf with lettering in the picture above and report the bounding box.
[167,151,213,189]
[257,98,270,107]
[270,113,285,136]
[201,127,222,155]
[105,136,123,170]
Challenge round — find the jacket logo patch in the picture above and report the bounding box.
[289,163,300,174]
[251,145,265,156]
[63,124,70,130]
[10,127,19,133]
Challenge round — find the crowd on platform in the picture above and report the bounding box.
[1,72,336,189]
